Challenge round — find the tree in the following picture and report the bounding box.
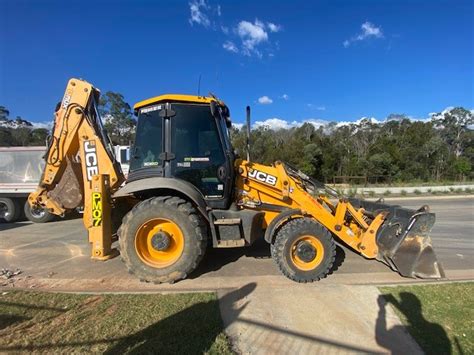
[0,106,9,122]
[433,107,473,158]
[11,127,31,146]
[0,127,14,146]
[99,92,136,145]
[453,157,471,181]
[30,128,49,145]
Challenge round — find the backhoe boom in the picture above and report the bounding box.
[29,78,125,259]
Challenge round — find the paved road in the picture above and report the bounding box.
[1,197,472,291]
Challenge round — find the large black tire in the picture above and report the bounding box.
[271,218,336,283]
[0,198,22,223]
[24,201,55,223]
[118,196,207,284]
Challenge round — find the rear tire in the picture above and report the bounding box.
[271,218,336,283]
[118,196,207,284]
[0,198,21,223]
[24,201,55,223]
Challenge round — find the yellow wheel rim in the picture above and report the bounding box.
[290,235,324,271]
[135,218,184,268]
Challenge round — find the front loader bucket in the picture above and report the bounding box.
[349,199,445,279]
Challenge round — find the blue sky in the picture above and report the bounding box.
[1,0,473,127]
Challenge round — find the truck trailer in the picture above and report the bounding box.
[0,146,55,223]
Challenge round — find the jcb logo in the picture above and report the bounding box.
[92,192,102,227]
[62,90,72,109]
[84,140,99,181]
[248,168,277,186]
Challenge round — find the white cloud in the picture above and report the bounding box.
[336,117,381,127]
[231,19,282,57]
[254,118,297,130]
[258,96,273,104]
[221,25,229,34]
[280,94,289,100]
[237,20,269,56]
[360,22,383,38]
[32,121,53,129]
[343,21,384,47]
[217,4,221,16]
[253,118,330,130]
[189,0,211,27]
[267,22,282,33]
[223,40,238,53]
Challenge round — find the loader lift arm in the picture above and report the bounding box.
[235,160,445,279]
[29,78,125,259]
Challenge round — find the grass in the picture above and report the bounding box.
[379,283,473,355]
[0,290,233,354]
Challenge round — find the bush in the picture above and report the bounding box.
[465,187,473,194]
[456,188,463,194]
[368,191,376,198]
[401,190,407,196]
[383,190,392,196]
[414,189,422,195]
[449,187,455,192]
[347,188,358,197]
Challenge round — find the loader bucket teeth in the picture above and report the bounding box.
[349,199,445,279]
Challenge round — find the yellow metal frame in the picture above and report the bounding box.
[134,94,224,110]
[235,159,383,259]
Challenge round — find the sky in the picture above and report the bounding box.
[0,0,473,127]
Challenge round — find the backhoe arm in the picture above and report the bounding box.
[29,78,125,258]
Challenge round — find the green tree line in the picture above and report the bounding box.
[231,108,473,183]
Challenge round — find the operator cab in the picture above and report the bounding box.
[130,94,235,209]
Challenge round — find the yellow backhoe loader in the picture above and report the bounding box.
[29,78,444,283]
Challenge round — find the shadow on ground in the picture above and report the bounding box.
[376,292,452,354]
[0,211,80,231]
[190,239,346,279]
[0,283,256,354]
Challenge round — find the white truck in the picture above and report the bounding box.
[0,146,55,223]
[0,145,130,223]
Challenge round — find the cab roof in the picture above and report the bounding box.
[133,94,217,111]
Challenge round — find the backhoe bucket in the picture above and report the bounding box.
[349,199,445,279]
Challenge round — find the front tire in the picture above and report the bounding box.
[271,218,336,283]
[118,196,207,284]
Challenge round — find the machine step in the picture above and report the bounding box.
[216,239,246,248]
[213,218,241,225]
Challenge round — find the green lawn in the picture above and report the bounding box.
[380,282,473,355]
[0,290,233,354]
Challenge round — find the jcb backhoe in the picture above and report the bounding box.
[29,78,444,283]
